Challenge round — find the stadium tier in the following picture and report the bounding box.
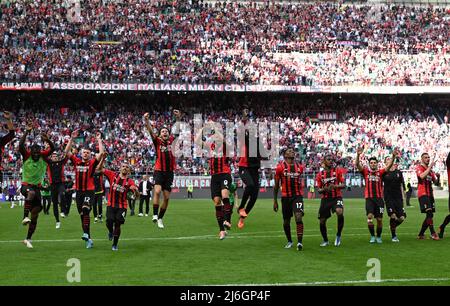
[0,0,449,89]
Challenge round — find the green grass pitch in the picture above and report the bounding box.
[0,198,449,286]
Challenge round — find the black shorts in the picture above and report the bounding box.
[210,173,232,199]
[20,185,42,208]
[385,197,406,218]
[106,206,127,224]
[419,196,435,213]
[365,198,385,218]
[154,171,174,192]
[281,196,304,219]
[318,197,344,219]
[239,167,260,190]
[75,191,96,213]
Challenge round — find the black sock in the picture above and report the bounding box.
[426,212,435,235]
[390,219,397,238]
[27,220,37,240]
[244,188,259,215]
[283,220,292,243]
[337,215,344,236]
[113,223,121,246]
[23,200,31,218]
[368,222,375,236]
[376,225,382,238]
[222,198,232,223]
[440,215,450,232]
[106,220,114,234]
[296,221,304,244]
[215,206,225,231]
[158,208,166,219]
[239,188,250,210]
[320,223,328,242]
[419,217,429,236]
[153,204,159,216]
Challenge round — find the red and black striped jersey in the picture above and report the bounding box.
[361,167,385,199]
[209,142,231,175]
[46,157,68,185]
[104,169,136,209]
[0,130,15,170]
[275,161,304,198]
[416,164,436,198]
[316,167,345,199]
[238,124,261,169]
[153,135,176,172]
[70,155,99,191]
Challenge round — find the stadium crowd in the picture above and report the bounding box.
[1,0,449,85]
[0,93,449,179]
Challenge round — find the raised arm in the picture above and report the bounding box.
[65,129,79,157]
[95,152,108,173]
[384,149,399,172]
[19,121,33,156]
[143,113,158,140]
[171,109,183,137]
[41,133,55,156]
[355,146,365,173]
[0,112,15,147]
[95,131,104,161]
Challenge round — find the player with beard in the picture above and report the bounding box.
[20,121,55,248]
[273,148,305,251]
[143,110,181,229]
[356,146,398,244]
[64,130,104,248]
[382,156,407,242]
[96,153,138,251]
[316,154,346,247]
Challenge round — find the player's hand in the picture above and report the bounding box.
[173,109,181,119]
[429,160,436,168]
[3,111,12,120]
[273,200,278,212]
[392,148,400,158]
[25,121,33,133]
[356,145,364,155]
[143,113,150,121]
[71,129,79,138]
[329,184,336,190]
[96,131,102,140]
[41,133,50,142]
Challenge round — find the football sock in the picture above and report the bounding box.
[320,223,328,242]
[296,221,304,244]
[337,215,344,236]
[222,198,232,223]
[215,205,225,231]
[158,208,166,219]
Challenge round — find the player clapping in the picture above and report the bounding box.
[96,153,138,251]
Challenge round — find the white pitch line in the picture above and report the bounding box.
[0,231,438,244]
[211,277,450,286]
